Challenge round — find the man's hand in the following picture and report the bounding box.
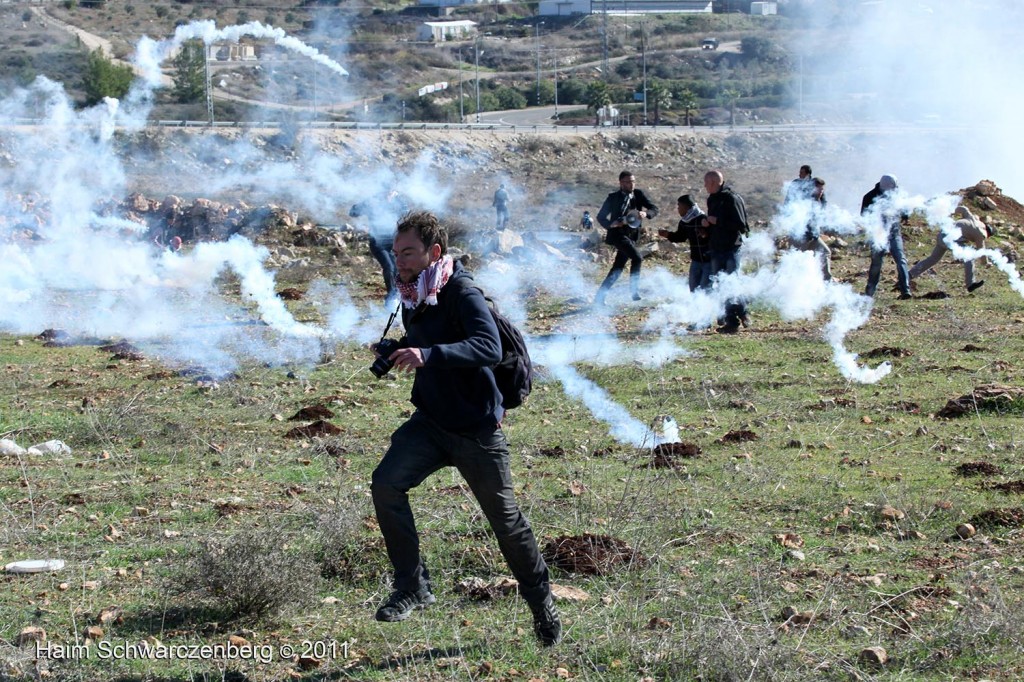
[639,210,648,219]
[657,229,670,239]
[389,347,425,372]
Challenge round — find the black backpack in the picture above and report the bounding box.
[446,279,533,410]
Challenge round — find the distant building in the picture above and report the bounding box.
[417,20,477,42]
[207,43,258,62]
[750,1,777,15]
[418,0,505,7]
[541,0,712,16]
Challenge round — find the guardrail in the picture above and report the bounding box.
[0,118,967,135]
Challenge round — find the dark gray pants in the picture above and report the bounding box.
[371,412,551,606]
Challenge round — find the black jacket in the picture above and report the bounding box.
[861,184,904,236]
[664,211,711,263]
[399,263,503,433]
[707,185,748,252]
[597,188,659,246]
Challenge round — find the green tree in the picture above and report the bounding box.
[648,81,671,125]
[586,81,611,125]
[720,87,740,126]
[496,86,527,110]
[171,39,205,103]
[677,87,699,126]
[82,49,134,105]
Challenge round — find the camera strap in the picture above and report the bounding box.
[378,300,402,342]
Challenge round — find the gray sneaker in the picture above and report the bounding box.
[375,587,436,622]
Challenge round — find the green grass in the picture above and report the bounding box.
[2,237,1024,681]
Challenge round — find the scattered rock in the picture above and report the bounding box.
[955,523,976,539]
[858,646,888,668]
[550,584,590,603]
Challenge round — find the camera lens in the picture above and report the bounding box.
[369,339,398,378]
[369,356,393,379]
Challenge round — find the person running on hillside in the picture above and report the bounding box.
[792,177,833,281]
[703,170,750,333]
[594,170,659,306]
[909,204,990,293]
[862,174,912,300]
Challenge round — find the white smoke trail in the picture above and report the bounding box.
[134,20,348,89]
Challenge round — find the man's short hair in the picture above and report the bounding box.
[619,170,634,181]
[800,165,812,176]
[396,210,448,255]
[813,177,825,187]
[677,194,695,207]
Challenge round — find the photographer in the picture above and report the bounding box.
[593,170,659,306]
[369,211,561,647]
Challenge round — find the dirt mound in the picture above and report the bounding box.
[288,405,336,421]
[936,384,1024,418]
[277,287,305,300]
[455,577,519,601]
[542,533,645,575]
[719,429,758,444]
[958,180,1024,226]
[651,442,701,469]
[954,461,1003,477]
[99,341,143,361]
[967,507,1024,530]
[864,346,913,358]
[284,420,342,439]
[986,481,1024,494]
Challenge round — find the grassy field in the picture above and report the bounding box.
[2,228,1023,681]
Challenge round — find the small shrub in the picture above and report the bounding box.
[617,132,647,151]
[314,499,382,582]
[177,527,321,619]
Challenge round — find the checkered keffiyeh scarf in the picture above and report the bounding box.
[397,255,454,309]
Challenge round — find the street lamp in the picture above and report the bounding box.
[458,46,464,122]
[553,57,559,120]
[474,37,482,123]
[535,21,544,107]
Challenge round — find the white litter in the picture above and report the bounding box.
[5,559,66,574]
[0,439,27,456]
[26,440,72,456]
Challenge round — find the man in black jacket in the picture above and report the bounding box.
[594,170,659,306]
[369,211,561,646]
[703,170,750,333]
[861,174,911,299]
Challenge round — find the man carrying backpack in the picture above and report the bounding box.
[704,169,751,333]
[368,211,561,647]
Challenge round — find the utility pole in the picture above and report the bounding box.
[458,46,464,122]
[474,37,481,123]
[641,18,647,125]
[312,64,317,122]
[601,2,609,80]
[535,21,543,106]
[553,56,559,120]
[204,44,214,126]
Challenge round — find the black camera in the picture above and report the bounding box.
[370,338,401,378]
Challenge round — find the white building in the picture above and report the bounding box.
[750,1,778,15]
[416,20,478,43]
[581,0,713,15]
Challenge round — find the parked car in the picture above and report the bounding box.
[702,38,719,50]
